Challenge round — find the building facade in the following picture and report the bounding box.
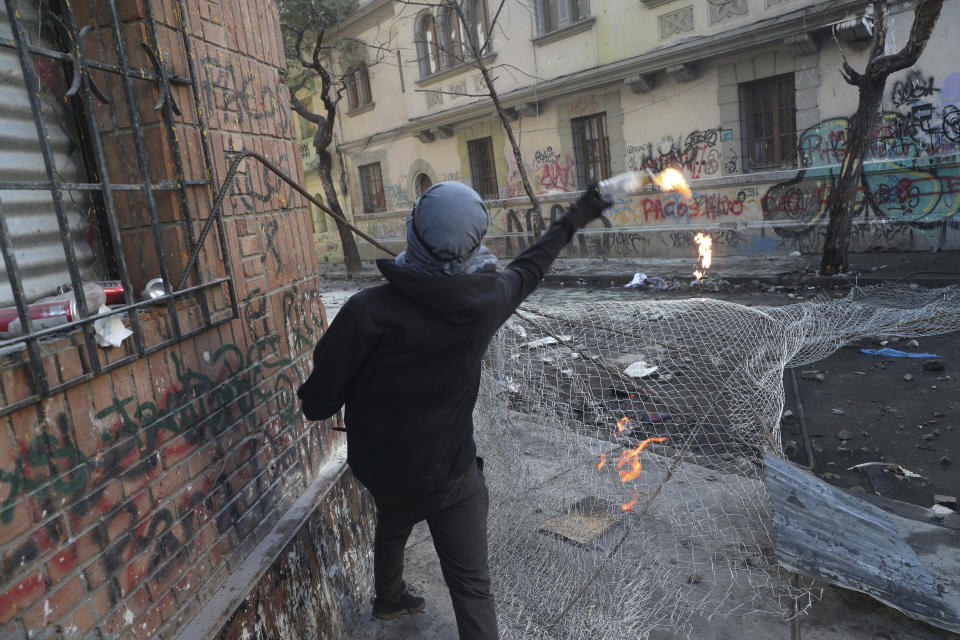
[300,0,960,262]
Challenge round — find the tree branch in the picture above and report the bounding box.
[865,0,943,79]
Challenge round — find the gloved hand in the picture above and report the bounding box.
[561,184,613,229]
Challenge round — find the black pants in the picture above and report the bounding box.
[373,460,498,640]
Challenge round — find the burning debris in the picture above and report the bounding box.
[693,232,713,282]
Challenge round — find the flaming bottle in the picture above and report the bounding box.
[597,170,655,199]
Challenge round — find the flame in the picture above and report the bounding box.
[597,453,606,470]
[615,436,668,482]
[693,232,713,281]
[616,416,630,433]
[653,168,693,199]
[621,499,638,512]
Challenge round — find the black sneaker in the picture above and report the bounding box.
[372,587,426,620]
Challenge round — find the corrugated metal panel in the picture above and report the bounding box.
[0,2,96,309]
[765,452,960,633]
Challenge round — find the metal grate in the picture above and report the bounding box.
[359,162,387,212]
[571,112,610,189]
[740,73,797,171]
[0,0,237,418]
[467,137,499,199]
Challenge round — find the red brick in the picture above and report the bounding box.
[101,586,150,637]
[21,574,84,629]
[202,21,227,48]
[55,600,96,636]
[0,570,46,624]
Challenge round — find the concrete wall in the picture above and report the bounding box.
[0,2,370,639]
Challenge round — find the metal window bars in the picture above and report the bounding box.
[0,0,238,419]
[571,112,611,189]
[467,137,499,200]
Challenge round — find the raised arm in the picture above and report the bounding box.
[499,187,611,319]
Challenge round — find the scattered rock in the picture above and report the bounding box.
[942,456,952,466]
[837,429,853,441]
[784,440,798,456]
[827,461,837,468]
[909,283,920,290]
[931,504,953,520]
[922,433,937,442]
[815,373,825,383]
[686,573,703,584]
[832,408,845,415]
[781,409,795,421]
[904,373,914,382]
[906,339,920,347]
[860,430,869,437]
[923,359,946,371]
[849,485,866,493]
[821,472,842,481]
[837,447,853,456]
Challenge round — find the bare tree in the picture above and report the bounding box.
[405,0,543,231]
[280,0,390,272]
[819,0,943,275]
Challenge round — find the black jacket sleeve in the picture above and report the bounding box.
[498,190,608,321]
[297,304,374,421]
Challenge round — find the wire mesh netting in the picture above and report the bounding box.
[474,285,960,639]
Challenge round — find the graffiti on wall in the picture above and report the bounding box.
[626,129,723,180]
[0,283,328,616]
[764,84,960,240]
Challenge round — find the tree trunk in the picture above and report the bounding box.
[819,78,885,275]
[819,0,943,275]
[477,60,542,236]
[317,149,363,272]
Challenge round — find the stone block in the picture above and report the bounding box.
[754,52,776,79]
[717,84,739,105]
[795,68,820,90]
[719,101,741,126]
[795,87,818,111]
[717,63,737,86]
[796,108,821,132]
[774,51,795,75]
[735,59,755,83]
[795,53,819,70]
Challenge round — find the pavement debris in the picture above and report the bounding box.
[860,347,942,358]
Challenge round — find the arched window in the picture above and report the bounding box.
[438,5,464,67]
[416,13,442,76]
[464,0,489,55]
[414,173,433,197]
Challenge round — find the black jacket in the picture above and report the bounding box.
[297,205,596,499]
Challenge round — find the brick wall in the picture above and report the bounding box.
[0,1,361,638]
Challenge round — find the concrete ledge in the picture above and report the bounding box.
[174,446,376,640]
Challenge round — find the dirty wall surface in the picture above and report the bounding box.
[0,1,372,639]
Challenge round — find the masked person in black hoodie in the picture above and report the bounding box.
[297,181,611,639]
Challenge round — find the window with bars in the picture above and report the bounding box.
[571,112,611,189]
[0,0,236,416]
[345,66,372,110]
[467,137,499,200]
[740,74,797,171]
[359,162,387,213]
